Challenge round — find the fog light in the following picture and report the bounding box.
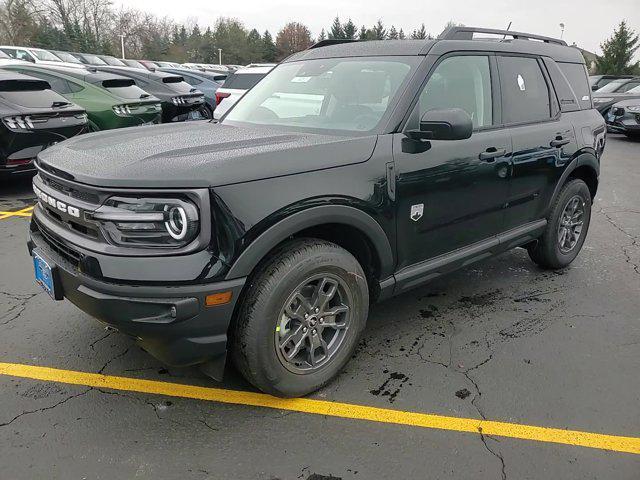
[205,291,233,307]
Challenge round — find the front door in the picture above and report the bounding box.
[393,54,511,272]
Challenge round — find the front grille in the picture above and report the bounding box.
[34,218,82,268]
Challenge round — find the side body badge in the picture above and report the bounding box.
[410,203,424,222]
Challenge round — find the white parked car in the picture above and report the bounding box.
[213,65,273,119]
[0,46,83,69]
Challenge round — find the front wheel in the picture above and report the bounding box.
[231,239,369,397]
[528,179,592,269]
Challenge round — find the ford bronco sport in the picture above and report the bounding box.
[28,27,606,397]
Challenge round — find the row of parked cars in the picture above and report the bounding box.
[0,45,275,177]
[590,75,640,138]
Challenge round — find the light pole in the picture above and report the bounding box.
[218,48,222,65]
[559,23,565,39]
[119,34,126,59]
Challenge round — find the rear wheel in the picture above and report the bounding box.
[231,239,369,397]
[528,179,592,269]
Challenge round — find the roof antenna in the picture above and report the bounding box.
[503,22,512,40]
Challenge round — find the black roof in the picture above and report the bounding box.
[0,70,37,81]
[2,64,133,85]
[286,26,584,64]
[95,65,180,81]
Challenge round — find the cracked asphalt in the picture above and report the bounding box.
[1,135,639,479]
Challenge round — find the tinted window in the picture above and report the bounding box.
[0,50,9,59]
[54,51,82,64]
[17,70,70,93]
[499,56,551,124]
[409,55,493,130]
[558,62,591,110]
[223,73,266,90]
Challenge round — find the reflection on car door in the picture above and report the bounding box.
[393,54,511,274]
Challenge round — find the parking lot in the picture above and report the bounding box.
[0,134,638,479]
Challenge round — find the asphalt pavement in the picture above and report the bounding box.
[0,135,639,479]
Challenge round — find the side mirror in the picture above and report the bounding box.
[591,85,599,91]
[407,108,473,141]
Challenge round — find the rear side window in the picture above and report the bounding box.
[223,73,266,90]
[498,56,551,124]
[17,70,75,94]
[558,62,591,110]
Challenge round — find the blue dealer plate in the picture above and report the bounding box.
[33,252,56,299]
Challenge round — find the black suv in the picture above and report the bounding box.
[27,27,605,397]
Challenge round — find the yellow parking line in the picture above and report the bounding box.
[0,206,34,220]
[1,362,639,455]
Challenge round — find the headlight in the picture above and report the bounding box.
[90,197,199,248]
[626,105,640,112]
[593,97,613,103]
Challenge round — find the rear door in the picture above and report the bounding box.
[497,55,578,230]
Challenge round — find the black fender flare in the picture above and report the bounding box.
[546,152,599,216]
[224,205,395,280]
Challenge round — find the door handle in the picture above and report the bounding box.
[479,147,507,162]
[550,137,571,147]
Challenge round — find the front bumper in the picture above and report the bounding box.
[606,111,640,135]
[28,216,245,377]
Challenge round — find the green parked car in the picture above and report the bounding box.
[0,64,162,131]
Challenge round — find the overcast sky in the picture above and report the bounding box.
[114,0,639,56]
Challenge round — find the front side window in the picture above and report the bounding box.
[225,57,418,133]
[407,55,493,130]
[499,56,551,124]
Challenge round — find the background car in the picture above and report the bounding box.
[97,55,128,67]
[138,60,159,70]
[0,71,87,176]
[213,65,272,118]
[0,46,81,68]
[0,49,16,65]
[593,79,640,115]
[69,52,109,66]
[94,65,208,122]
[606,99,640,138]
[1,64,162,131]
[159,67,226,116]
[121,59,147,69]
[155,61,182,68]
[589,74,636,91]
[50,50,85,65]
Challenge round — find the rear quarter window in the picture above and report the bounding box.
[558,63,592,110]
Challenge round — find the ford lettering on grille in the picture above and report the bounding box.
[33,185,81,218]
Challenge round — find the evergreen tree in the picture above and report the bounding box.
[399,28,406,40]
[262,30,278,62]
[388,25,398,40]
[596,21,639,75]
[411,23,427,39]
[329,16,344,39]
[318,28,326,41]
[372,20,386,40]
[359,25,368,40]
[343,18,356,39]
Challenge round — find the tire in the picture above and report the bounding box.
[231,239,369,397]
[528,179,592,269]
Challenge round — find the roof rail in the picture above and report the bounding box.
[308,39,358,50]
[440,26,567,46]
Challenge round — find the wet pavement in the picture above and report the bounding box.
[0,135,639,479]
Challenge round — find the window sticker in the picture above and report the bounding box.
[517,74,526,91]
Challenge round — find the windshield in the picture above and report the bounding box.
[224,57,418,133]
[125,60,146,69]
[55,51,82,63]
[628,85,640,94]
[83,54,107,65]
[597,80,627,93]
[103,56,126,66]
[33,49,62,62]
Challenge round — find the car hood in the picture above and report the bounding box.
[37,121,378,188]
